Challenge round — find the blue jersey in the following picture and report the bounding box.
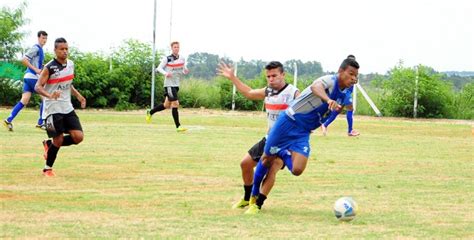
[264,74,352,158]
[285,74,351,131]
[342,85,354,106]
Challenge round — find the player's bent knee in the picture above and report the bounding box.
[292,168,304,176]
[72,133,84,144]
[240,158,255,171]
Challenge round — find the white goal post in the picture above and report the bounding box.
[353,83,382,117]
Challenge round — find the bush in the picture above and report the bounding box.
[449,83,474,119]
[179,79,221,109]
[381,64,453,118]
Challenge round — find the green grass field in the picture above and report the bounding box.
[1,108,472,239]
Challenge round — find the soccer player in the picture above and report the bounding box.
[217,61,299,209]
[246,56,359,214]
[146,41,189,132]
[3,31,48,131]
[321,55,360,137]
[34,38,86,177]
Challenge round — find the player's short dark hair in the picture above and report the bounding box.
[265,61,284,73]
[54,37,67,49]
[37,31,47,37]
[340,55,359,70]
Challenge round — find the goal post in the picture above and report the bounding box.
[231,63,238,111]
[354,83,382,117]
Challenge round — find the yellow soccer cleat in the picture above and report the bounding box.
[145,109,152,123]
[176,126,188,133]
[232,199,249,209]
[244,204,261,215]
[3,119,13,131]
[249,196,257,205]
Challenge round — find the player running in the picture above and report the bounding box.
[3,31,48,131]
[246,55,359,214]
[35,38,86,177]
[217,61,299,209]
[146,41,189,132]
[321,55,360,137]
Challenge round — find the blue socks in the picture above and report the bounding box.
[347,110,353,133]
[7,101,44,125]
[38,102,44,125]
[7,102,25,122]
[251,160,268,197]
[324,110,339,127]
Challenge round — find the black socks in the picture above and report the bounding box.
[61,135,76,146]
[172,107,180,128]
[244,185,252,201]
[256,194,267,208]
[150,104,165,115]
[46,144,60,168]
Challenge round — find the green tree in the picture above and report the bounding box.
[450,82,474,119]
[0,2,28,61]
[187,52,220,79]
[381,63,453,118]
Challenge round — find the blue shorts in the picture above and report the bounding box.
[23,78,38,93]
[264,113,311,158]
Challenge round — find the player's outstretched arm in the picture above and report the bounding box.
[217,62,265,100]
[71,85,86,108]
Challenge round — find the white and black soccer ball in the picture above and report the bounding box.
[333,197,357,221]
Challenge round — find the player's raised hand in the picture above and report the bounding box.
[217,62,235,79]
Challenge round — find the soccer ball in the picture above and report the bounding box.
[333,197,357,221]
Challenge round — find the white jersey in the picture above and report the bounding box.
[264,83,299,129]
[156,54,187,87]
[42,59,75,117]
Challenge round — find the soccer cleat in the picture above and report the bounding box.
[36,124,46,131]
[348,129,360,137]
[232,199,249,209]
[176,126,188,133]
[3,119,13,131]
[146,109,152,123]
[321,124,328,136]
[42,140,50,160]
[249,196,257,205]
[42,169,55,177]
[244,204,261,215]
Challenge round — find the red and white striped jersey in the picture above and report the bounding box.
[264,83,299,129]
[42,59,75,117]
